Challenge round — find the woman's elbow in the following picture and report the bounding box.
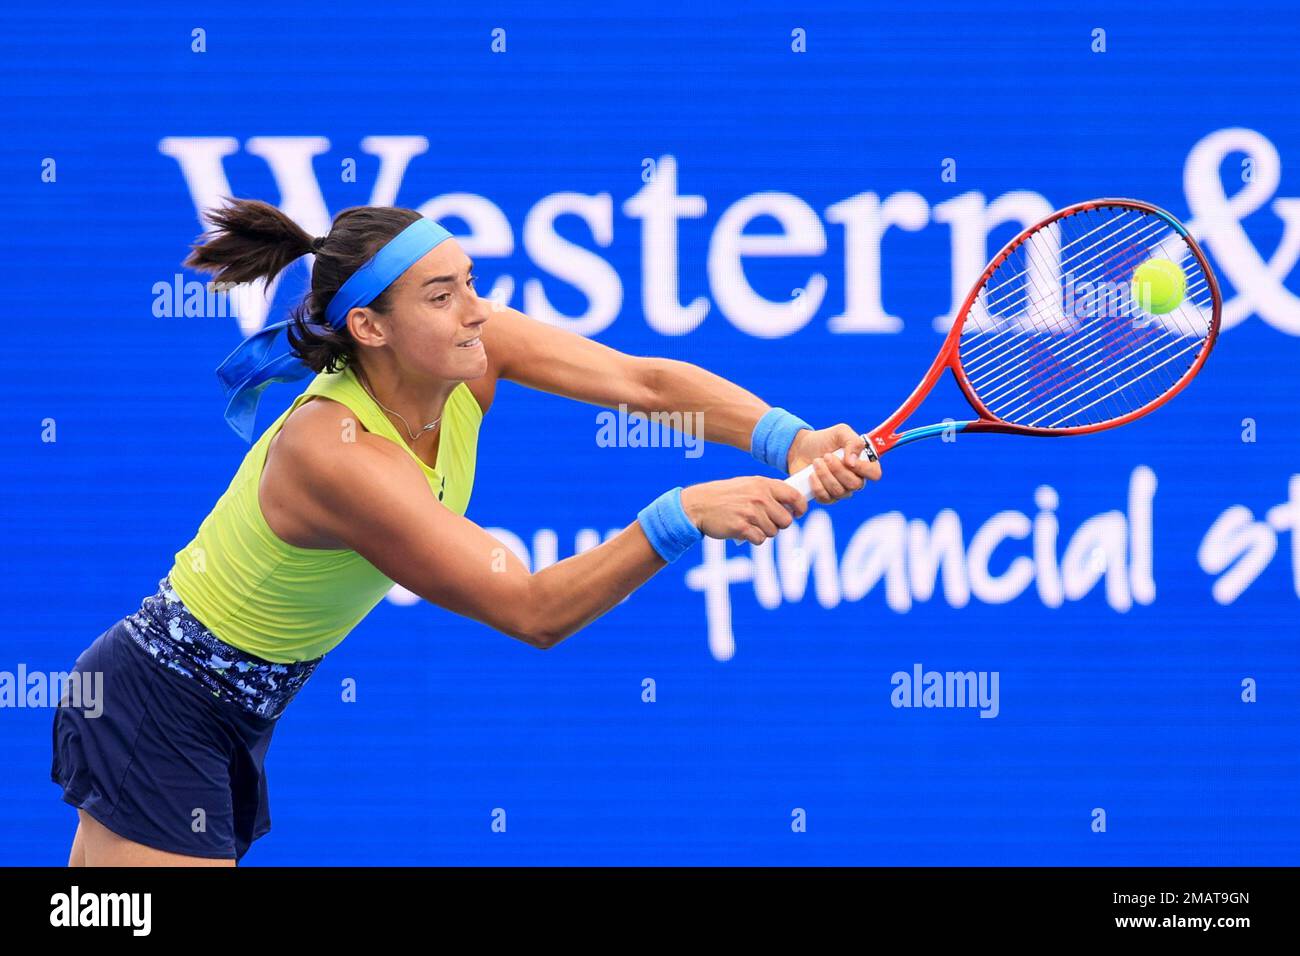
[500,612,570,650]
[495,572,583,649]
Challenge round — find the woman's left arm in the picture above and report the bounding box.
[482,307,880,494]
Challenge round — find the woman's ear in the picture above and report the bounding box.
[347,307,388,349]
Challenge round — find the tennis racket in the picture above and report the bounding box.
[786,197,1222,499]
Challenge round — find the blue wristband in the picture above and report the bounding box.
[637,487,703,563]
[750,407,812,473]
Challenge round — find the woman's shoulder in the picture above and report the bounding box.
[259,396,418,549]
[272,396,411,472]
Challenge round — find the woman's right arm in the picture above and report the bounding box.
[270,410,807,649]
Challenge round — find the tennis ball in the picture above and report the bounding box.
[1131,258,1186,315]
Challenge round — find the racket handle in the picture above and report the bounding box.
[784,434,878,500]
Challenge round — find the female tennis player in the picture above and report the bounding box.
[51,200,881,866]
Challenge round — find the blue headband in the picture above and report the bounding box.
[215,217,453,442]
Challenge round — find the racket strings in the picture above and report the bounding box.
[956,205,1214,430]
[1027,235,1207,423]
[964,213,1173,360]
[979,263,1201,425]
[977,253,1206,425]
[960,231,1178,392]
[998,237,1208,424]
[993,231,1189,420]
[969,208,1203,363]
[975,211,1165,316]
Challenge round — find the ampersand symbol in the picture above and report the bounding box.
[1184,127,1300,334]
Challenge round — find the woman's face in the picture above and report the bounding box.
[354,238,489,383]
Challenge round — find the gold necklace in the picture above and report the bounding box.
[354,368,441,442]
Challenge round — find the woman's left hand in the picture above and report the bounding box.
[785,424,883,504]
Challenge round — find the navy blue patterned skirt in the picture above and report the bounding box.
[50,577,323,861]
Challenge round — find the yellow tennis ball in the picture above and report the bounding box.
[1131,258,1186,315]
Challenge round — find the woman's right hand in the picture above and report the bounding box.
[680,477,808,545]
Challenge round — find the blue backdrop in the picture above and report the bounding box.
[2,0,1297,865]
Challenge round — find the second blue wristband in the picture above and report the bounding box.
[637,487,703,563]
[750,407,812,473]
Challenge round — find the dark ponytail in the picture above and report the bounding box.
[184,198,423,373]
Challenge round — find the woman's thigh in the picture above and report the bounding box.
[67,817,86,867]
[76,810,235,867]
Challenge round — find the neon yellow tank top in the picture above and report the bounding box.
[168,365,482,662]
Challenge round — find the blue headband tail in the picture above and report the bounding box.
[215,216,453,442]
[215,316,303,396]
[217,325,316,442]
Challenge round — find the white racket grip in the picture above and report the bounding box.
[784,434,878,501]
